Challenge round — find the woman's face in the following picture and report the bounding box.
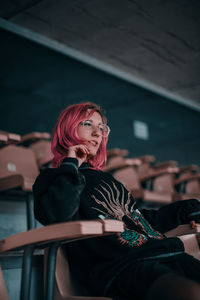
[77,111,103,157]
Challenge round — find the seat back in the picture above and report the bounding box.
[113,166,141,192]
[30,140,53,169]
[0,264,10,300]
[165,224,200,261]
[103,155,128,172]
[54,247,113,300]
[135,155,155,176]
[0,131,21,147]
[0,145,39,191]
[153,173,175,194]
[20,132,51,146]
[54,248,76,299]
[179,234,200,261]
[185,180,200,194]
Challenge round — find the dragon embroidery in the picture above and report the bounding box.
[91,180,163,247]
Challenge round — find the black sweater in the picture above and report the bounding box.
[33,158,200,295]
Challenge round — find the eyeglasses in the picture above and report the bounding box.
[79,120,110,138]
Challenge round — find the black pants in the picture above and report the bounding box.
[107,253,200,300]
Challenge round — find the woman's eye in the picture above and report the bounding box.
[99,126,104,132]
[84,121,92,127]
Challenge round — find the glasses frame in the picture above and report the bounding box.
[80,120,110,138]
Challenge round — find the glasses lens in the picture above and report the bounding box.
[81,121,110,137]
[101,125,110,137]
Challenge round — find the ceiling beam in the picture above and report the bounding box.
[0,17,199,112]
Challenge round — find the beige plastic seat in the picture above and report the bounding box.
[103,155,141,172]
[0,144,39,229]
[104,154,179,204]
[134,155,156,176]
[30,140,53,169]
[165,223,200,260]
[178,165,199,178]
[54,248,112,300]
[19,132,51,146]
[131,156,177,178]
[54,220,124,300]
[0,144,39,191]
[54,223,200,300]
[0,130,21,147]
[104,151,155,175]
[18,132,53,169]
[174,172,200,199]
[0,219,124,300]
[138,165,200,203]
[0,265,9,300]
[150,171,200,202]
[106,148,129,160]
[112,164,180,205]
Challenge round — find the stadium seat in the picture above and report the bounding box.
[19,132,51,147]
[18,132,53,169]
[174,172,200,200]
[103,155,141,172]
[111,164,180,205]
[106,148,129,159]
[0,219,124,300]
[0,130,21,147]
[0,144,39,229]
[165,223,200,260]
[30,140,53,169]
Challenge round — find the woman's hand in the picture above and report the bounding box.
[67,144,90,167]
[190,220,200,229]
[190,220,196,229]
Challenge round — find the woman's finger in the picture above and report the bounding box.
[190,220,196,229]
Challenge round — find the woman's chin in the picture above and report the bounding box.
[87,153,95,160]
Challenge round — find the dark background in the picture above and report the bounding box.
[1,27,200,166]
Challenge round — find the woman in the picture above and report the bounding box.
[33,102,200,300]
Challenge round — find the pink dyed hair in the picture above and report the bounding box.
[51,102,109,169]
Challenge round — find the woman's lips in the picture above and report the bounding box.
[88,140,98,147]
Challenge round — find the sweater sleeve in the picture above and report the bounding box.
[140,199,200,233]
[33,158,86,225]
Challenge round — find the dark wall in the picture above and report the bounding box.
[1,28,200,166]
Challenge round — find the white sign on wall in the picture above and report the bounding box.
[133,120,149,140]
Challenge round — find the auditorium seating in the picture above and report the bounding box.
[19,132,53,169]
[0,219,124,300]
[165,224,200,260]
[0,136,200,299]
[0,144,39,229]
[30,140,53,169]
[19,132,51,147]
[0,221,199,300]
[0,131,53,231]
[0,130,21,147]
[104,148,200,206]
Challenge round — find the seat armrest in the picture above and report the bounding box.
[137,155,155,163]
[165,224,200,237]
[0,220,124,253]
[152,160,178,170]
[96,219,124,233]
[19,132,51,146]
[103,158,141,172]
[174,173,200,186]
[139,167,179,181]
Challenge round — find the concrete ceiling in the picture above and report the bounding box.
[0,0,200,111]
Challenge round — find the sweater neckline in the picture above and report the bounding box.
[80,162,91,169]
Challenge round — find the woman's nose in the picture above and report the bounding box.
[92,125,100,136]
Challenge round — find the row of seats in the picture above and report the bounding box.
[104,148,200,207]
[0,130,53,231]
[0,131,200,300]
[0,131,200,231]
[0,130,53,168]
